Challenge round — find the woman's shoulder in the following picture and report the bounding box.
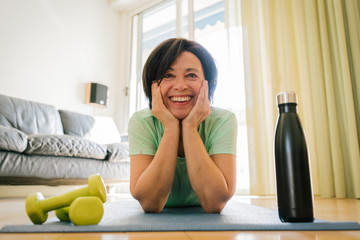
[129,108,163,131]
[208,107,236,120]
[129,108,155,123]
[131,108,153,118]
[129,108,154,126]
[204,107,237,129]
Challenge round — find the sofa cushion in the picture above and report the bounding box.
[59,110,121,144]
[0,125,27,153]
[106,142,129,162]
[25,134,107,159]
[59,110,95,137]
[0,94,63,135]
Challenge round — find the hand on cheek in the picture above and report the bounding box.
[182,80,211,129]
[151,81,179,128]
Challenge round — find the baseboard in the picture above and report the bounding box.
[0,181,130,198]
[0,185,82,198]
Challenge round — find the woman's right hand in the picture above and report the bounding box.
[151,81,179,128]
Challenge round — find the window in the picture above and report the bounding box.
[130,0,249,194]
[129,0,177,114]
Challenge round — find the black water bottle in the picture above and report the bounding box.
[274,91,314,222]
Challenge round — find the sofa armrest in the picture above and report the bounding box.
[0,125,27,153]
[106,142,129,162]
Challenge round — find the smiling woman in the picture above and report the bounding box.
[128,38,237,213]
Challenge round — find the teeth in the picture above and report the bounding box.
[171,96,191,102]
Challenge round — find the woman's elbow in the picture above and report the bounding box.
[202,192,234,213]
[202,201,226,213]
[133,195,164,213]
[140,202,164,213]
[130,188,166,213]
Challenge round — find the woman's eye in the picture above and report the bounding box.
[186,73,198,79]
[163,73,175,79]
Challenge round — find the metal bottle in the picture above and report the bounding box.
[274,91,314,222]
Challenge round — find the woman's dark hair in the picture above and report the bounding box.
[142,38,218,108]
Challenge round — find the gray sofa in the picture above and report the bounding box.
[0,94,130,186]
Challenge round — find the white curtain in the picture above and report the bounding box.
[225,0,360,198]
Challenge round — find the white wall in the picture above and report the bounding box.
[0,0,130,133]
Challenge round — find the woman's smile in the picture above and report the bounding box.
[170,96,192,102]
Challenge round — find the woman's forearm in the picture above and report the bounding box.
[130,127,180,212]
[182,126,235,213]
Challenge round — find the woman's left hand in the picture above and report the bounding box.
[182,80,211,129]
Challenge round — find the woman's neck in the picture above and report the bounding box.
[178,125,185,158]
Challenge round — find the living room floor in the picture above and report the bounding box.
[0,195,359,240]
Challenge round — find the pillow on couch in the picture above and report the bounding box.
[59,110,121,144]
[59,110,95,137]
[25,134,107,159]
[106,142,129,162]
[0,125,27,153]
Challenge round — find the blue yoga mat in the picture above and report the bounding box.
[1,198,359,232]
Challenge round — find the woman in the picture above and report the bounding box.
[128,38,237,213]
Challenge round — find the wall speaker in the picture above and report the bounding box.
[85,82,108,107]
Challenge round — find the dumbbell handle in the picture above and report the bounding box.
[39,187,90,212]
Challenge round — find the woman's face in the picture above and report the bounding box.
[159,51,205,120]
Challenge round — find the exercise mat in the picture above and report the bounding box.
[2,199,359,233]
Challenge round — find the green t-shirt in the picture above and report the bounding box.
[128,107,237,207]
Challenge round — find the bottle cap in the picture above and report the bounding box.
[276,91,298,105]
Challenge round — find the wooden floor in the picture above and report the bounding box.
[0,195,359,240]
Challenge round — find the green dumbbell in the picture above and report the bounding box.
[71,196,104,225]
[55,197,104,225]
[26,174,107,224]
[55,207,70,222]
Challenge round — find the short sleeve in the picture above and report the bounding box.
[128,110,158,156]
[203,109,238,156]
